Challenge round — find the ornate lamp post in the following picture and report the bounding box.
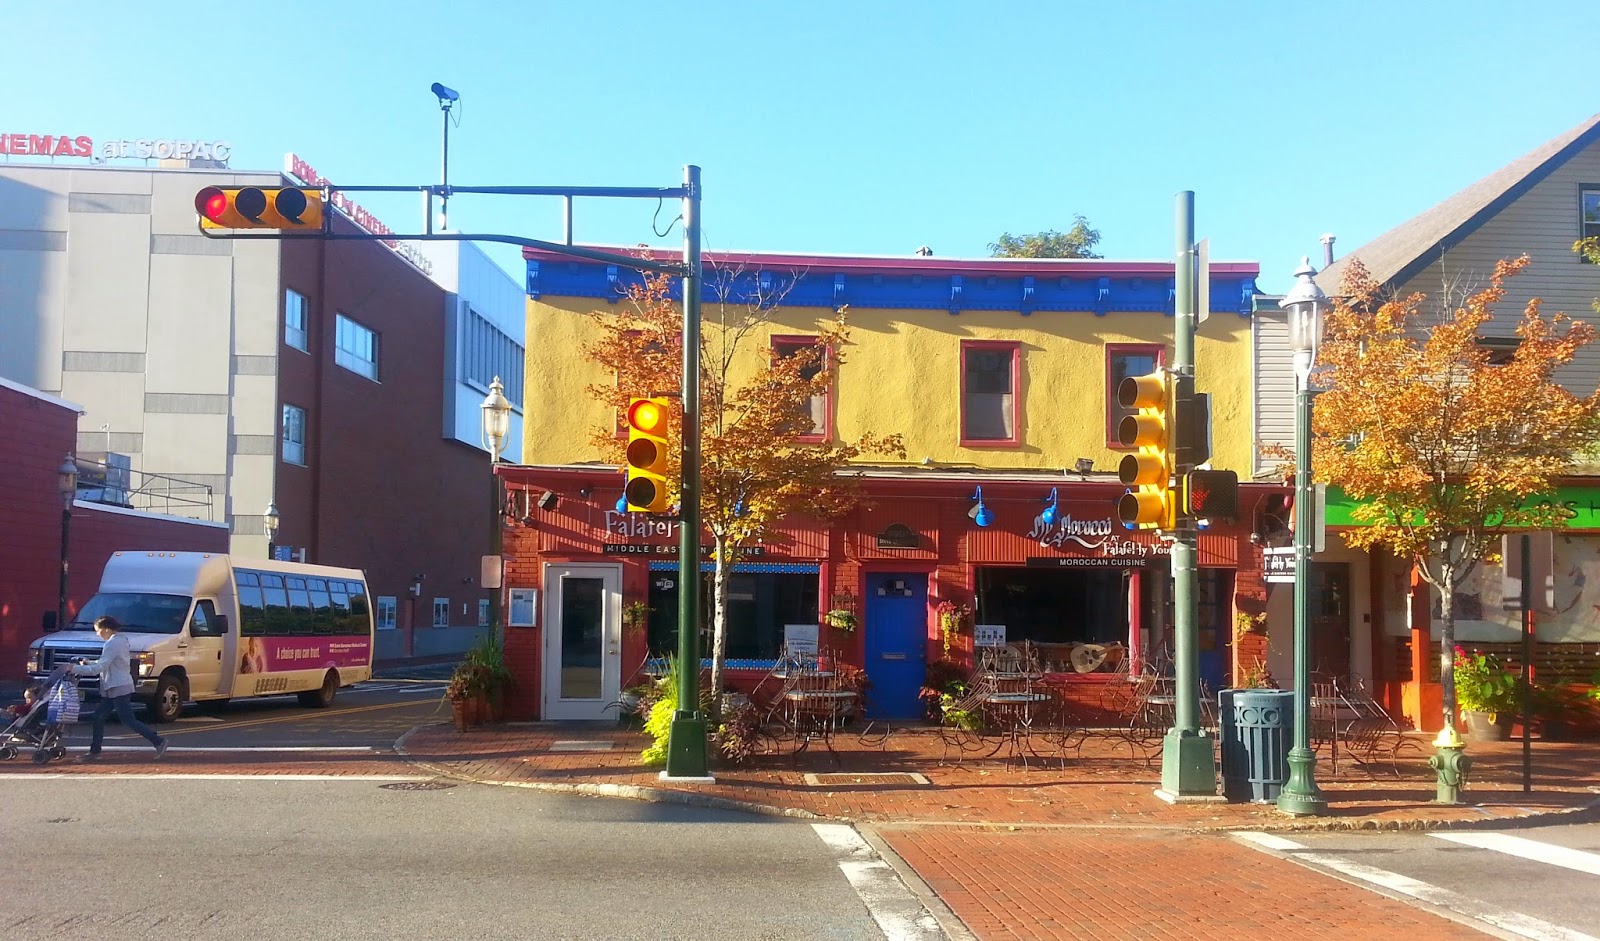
[263,501,281,560]
[1277,257,1329,816]
[480,377,513,637]
[55,456,77,633]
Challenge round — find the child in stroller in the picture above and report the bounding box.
[1,665,77,764]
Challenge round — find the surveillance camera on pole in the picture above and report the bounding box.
[430,82,460,229]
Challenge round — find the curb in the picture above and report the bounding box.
[391,725,1600,833]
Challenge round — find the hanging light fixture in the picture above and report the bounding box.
[968,487,993,528]
[1040,487,1059,526]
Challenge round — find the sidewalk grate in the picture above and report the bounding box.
[803,772,931,787]
[548,740,616,752]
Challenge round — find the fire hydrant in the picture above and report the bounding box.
[1429,726,1472,804]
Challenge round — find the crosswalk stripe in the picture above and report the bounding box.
[1234,832,1600,941]
[1432,832,1600,878]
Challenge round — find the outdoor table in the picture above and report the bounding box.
[981,691,1052,768]
[783,689,857,759]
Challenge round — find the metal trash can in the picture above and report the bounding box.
[1219,689,1294,802]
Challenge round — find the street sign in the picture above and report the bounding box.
[1264,546,1295,584]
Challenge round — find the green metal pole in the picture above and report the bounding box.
[665,164,710,779]
[490,465,502,642]
[1160,190,1217,798]
[1277,381,1327,815]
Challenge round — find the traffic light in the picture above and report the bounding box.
[195,186,325,230]
[1181,469,1240,522]
[624,397,671,513]
[1116,371,1174,530]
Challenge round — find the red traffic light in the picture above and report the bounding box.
[627,398,665,434]
[195,187,228,224]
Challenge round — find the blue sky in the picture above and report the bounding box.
[6,1,1595,292]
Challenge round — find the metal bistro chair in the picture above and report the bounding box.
[780,648,852,762]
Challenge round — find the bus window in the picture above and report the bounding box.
[346,582,372,635]
[260,574,291,635]
[286,577,313,635]
[329,581,351,633]
[237,571,266,637]
[308,578,333,635]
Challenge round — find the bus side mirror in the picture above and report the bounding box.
[41,611,57,633]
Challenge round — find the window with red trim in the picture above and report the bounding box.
[772,335,829,441]
[960,341,1019,445]
[1106,344,1164,448]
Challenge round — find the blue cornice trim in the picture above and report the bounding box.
[527,259,1258,317]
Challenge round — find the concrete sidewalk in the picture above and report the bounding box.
[396,721,1600,831]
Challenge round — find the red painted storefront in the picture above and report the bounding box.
[493,464,1280,721]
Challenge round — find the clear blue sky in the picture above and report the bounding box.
[7,1,1595,292]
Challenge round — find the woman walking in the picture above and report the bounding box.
[71,615,168,761]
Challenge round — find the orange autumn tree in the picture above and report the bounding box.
[1312,256,1600,736]
[585,264,903,707]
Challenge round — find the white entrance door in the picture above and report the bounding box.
[542,564,622,721]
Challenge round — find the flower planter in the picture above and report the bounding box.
[452,694,488,731]
[1462,709,1511,741]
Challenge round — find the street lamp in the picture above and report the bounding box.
[481,377,513,639]
[1277,257,1329,816]
[55,455,77,633]
[263,501,281,560]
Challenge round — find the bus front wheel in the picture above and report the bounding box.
[147,674,186,724]
[298,671,338,709]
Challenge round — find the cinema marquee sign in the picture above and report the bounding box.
[0,132,231,162]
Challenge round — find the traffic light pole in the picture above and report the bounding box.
[1158,190,1218,801]
[664,166,711,780]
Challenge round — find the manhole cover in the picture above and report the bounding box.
[804,772,930,787]
[548,740,615,752]
[379,781,458,791]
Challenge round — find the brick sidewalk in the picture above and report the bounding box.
[396,721,1600,830]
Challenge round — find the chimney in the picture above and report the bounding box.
[1320,233,1336,268]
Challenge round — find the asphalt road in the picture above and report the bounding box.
[0,776,930,941]
[1237,821,1600,939]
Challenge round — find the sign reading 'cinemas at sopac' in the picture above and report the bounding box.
[0,132,231,163]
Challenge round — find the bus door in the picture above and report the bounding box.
[183,599,227,697]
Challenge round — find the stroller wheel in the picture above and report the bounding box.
[32,750,50,765]
[50,746,66,761]
[0,746,16,760]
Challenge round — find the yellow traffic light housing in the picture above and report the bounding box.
[624,397,672,513]
[1116,371,1174,530]
[196,186,325,231]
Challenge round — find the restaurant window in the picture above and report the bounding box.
[1106,344,1163,447]
[973,566,1127,667]
[647,568,819,662]
[960,340,1019,445]
[772,335,828,440]
[1582,186,1600,256]
[284,288,309,352]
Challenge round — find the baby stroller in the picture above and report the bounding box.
[1,665,79,764]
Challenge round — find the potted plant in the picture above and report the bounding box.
[447,660,493,730]
[1237,660,1277,689]
[1233,611,1267,642]
[824,609,858,632]
[461,631,514,722]
[622,601,650,636]
[1453,646,1519,740]
[919,659,968,722]
[935,601,972,656]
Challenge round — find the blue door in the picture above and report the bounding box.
[863,573,928,719]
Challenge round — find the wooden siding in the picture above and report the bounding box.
[1252,308,1294,476]
[1393,138,1600,395]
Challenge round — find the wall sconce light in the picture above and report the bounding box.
[1074,458,1095,475]
[537,490,558,511]
[615,494,629,513]
[968,487,993,528]
[578,487,593,499]
[1040,487,1059,526]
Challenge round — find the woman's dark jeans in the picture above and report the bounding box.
[87,694,162,752]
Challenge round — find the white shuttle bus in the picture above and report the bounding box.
[26,551,374,723]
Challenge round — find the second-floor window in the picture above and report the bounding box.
[335,314,379,381]
[1106,344,1164,447]
[284,289,308,352]
[960,341,1019,445]
[1583,186,1600,258]
[772,336,828,440]
[281,404,307,465]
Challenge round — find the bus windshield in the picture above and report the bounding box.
[70,593,192,634]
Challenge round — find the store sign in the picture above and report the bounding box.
[1263,547,1295,584]
[875,523,920,549]
[1024,508,1169,563]
[1027,556,1148,569]
[0,132,231,163]
[974,624,1007,647]
[283,153,434,276]
[602,543,766,557]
